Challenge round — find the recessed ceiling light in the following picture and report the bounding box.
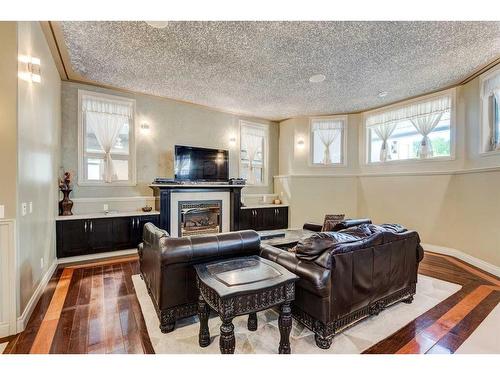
[309,74,326,83]
[378,91,389,98]
[146,21,169,29]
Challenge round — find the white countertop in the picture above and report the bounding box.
[150,183,243,188]
[240,204,289,209]
[55,210,160,221]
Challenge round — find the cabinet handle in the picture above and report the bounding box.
[84,221,87,232]
[132,218,136,229]
[135,218,139,228]
[90,221,93,232]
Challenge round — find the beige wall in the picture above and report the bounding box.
[278,76,500,268]
[0,22,18,219]
[61,81,279,202]
[17,22,61,313]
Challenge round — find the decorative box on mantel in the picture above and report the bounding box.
[150,183,244,237]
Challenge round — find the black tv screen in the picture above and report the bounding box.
[174,145,229,182]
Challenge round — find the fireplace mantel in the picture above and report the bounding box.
[150,184,244,235]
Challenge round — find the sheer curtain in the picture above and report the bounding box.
[82,95,133,183]
[366,95,451,160]
[481,72,500,151]
[312,120,343,164]
[410,112,443,158]
[241,126,265,185]
[371,123,397,162]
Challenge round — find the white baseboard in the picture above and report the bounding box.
[0,322,9,338]
[16,260,58,333]
[57,249,138,265]
[422,243,500,278]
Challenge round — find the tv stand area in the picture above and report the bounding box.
[150,183,288,235]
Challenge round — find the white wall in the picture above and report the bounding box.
[61,81,279,208]
[17,22,61,314]
[278,74,500,268]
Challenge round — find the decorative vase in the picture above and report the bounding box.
[59,189,73,216]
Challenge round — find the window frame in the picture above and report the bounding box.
[479,65,500,157]
[308,115,348,168]
[77,89,137,186]
[239,120,269,187]
[363,88,456,166]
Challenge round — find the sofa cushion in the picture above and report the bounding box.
[294,223,408,262]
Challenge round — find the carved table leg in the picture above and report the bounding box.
[219,318,235,354]
[278,302,292,354]
[159,311,176,333]
[314,333,333,349]
[403,295,414,304]
[198,295,211,347]
[248,312,258,331]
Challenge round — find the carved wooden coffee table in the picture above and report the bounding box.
[194,256,298,354]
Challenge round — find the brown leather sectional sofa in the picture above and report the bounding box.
[139,221,423,349]
[260,223,424,348]
[138,223,260,333]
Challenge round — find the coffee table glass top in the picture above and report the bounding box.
[194,256,298,298]
[206,257,281,287]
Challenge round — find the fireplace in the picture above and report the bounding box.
[178,200,222,237]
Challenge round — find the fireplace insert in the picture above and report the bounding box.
[178,200,222,237]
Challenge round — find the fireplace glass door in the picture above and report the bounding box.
[178,200,222,237]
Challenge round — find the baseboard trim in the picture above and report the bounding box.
[422,243,500,278]
[16,260,58,333]
[57,249,138,265]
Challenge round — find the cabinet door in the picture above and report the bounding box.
[88,218,114,253]
[57,220,89,258]
[238,209,253,230]
[113,217,135,250]
[262,208,277,230]
[275,207,288,229]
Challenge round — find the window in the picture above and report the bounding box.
[366,94,452,163]
[240,121,268,185]
[310,117,346,165]
[480,69,500,153]
[78,90,136,185]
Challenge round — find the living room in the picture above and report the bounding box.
[0,1,499,372]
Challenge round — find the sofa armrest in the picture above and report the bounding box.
[161,230,260,266]
[260,243,331,296]
[302,222,323,232]
[332,218,372,231]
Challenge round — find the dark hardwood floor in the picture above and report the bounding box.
[2,251,498,354]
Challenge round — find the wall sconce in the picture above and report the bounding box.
[18,55,41,83]
[140,123,151,135]
[297,139,305,149]
[229,136,237,146]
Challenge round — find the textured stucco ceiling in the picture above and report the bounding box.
[59,21,500,121]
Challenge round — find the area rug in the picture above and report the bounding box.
[455,303,500,354]
[132,274,460,354]
[0,342,7,354]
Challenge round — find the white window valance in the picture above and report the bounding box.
[366,95,451,128]
[311,119,344,131]
[82,95,133,118]
[482,72,500,99]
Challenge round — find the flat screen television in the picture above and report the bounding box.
[174,145,229,182]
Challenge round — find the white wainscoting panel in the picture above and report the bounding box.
[0,220,16,337]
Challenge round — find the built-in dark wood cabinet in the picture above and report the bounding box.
[239,206,288,231]
[56,214,159,258]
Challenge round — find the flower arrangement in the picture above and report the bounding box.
[59,171,72,191]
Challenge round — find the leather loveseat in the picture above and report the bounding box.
[138,223,261,333]
[260,223,424,349]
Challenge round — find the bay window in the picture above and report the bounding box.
[78,90,136,185]
[480,68,500,153]
[310,117,346,165]
[240,121,268,185]
[366,94,452,163]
